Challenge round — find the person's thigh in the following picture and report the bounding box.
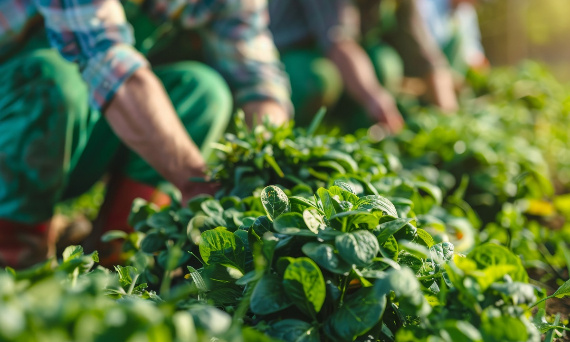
[281,49,343,127]
[0,48,90,223]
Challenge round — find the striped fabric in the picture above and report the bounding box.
[0,0,291,112]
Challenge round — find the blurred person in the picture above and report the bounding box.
[0,0,292,269]
[269,0,404,133]
[417,0,489,75]
[269,0,458,133]
[357,0,459,112]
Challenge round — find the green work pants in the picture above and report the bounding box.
[0,33,232,224]
[282,43,403,130]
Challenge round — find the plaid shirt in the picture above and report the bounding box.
[0,0,291,112]
[268,0,360,52]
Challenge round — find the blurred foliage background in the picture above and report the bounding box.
[479,0,570,80]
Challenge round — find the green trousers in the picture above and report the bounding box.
[282,43,403,130]
[0,33,232,224]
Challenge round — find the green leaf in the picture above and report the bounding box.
[414,181,443,204]
[62,245,84,262]
[317,188,337,219]
[129,198,159,227]
[324,285,387,341]
[379,235,399,261]
[283,257,326,318]
[357,195,398,217]
[415,229,435,248]
[267,319,320,342]
[441,320,483,342]
[306,106,327,137]
[274,212,316,236]
[199,227,245,272]
[480,312,529,342]
[264,154,285,178]
[101,230,128,242]
[261,186,290,221]
[200,199,224,217]
[141,232,165,253]
[334,180,356,194]
[552,278,570,299]
[323,151,358,173]
[302,242,351,274]
[336,230,380,267]
[250,273,293,315]
[374,218,413,245]
[468,243,528,282]
[303,208,326,234]
[290,196,319,210]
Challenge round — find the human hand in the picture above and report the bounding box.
[242,100,290,128]
[424,69,459,113]
[180,178,220,205]
[365,90,405,134]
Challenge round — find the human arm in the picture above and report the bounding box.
[381,0,458,112]
[35,0,215,199]
[105,68,216,201]
[327,40,404,133]
[193,0,292,126]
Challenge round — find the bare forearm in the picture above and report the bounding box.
[104,68,206,189]
[327,40,384,106]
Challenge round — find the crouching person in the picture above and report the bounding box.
[0,0,292,269]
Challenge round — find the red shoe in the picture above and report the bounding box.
[84,176,171,268]
[0,220,54,269]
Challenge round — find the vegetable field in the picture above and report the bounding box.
[3,62,570,341]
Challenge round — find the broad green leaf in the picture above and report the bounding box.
[302,242,351,274]
[329,185,359,205]
[261,186,290,221]
[250,273,293,315]
[283,257,326,318]
[415,229,435,248]
[267,319,320,342]
[317,188,337,219]
[324,285,387,341]
[357,195,398,217]
[141,232,166,253]
[200,199,224,217]
[147,210,177,229]
[375,268,431,317]
[336,230,380,267]
[334,180,356,194]
[303,208,326,234]
[199,227,245,271]
[374,218,413,245]
[468,244,528,282]
[129,198,159,228]
[290,196,319,211]
[379,235,399,261]
[480,313,529,342]
[62,245,84,262]
[274,212,316,236]
[442,320,483,342]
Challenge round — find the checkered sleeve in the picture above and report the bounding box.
[195,0,292,114]
[34,0,149,110]
[300,0,360,52]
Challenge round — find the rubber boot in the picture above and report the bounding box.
[0,220,54,269]
[84,176,171,268]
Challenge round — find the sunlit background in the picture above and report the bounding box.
[479,0,570,80]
